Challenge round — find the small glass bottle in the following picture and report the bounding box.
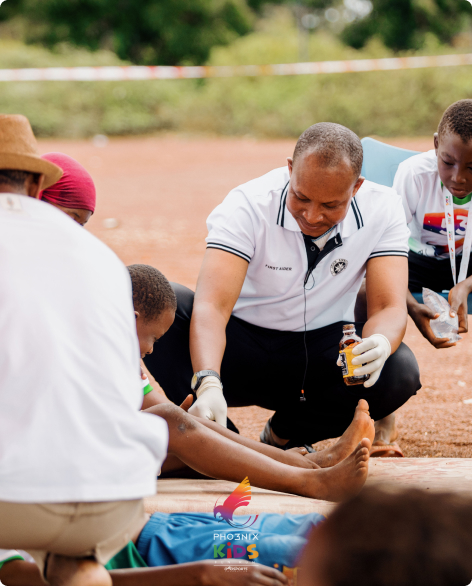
[339,324,370,386]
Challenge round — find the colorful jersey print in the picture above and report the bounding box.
[394,150,472,260]
[421,209,468,257]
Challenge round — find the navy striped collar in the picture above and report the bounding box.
[276,181,364,238]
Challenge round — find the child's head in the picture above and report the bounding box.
[127,264,177,358]
[435,99,472,199]
[299,486,472,586]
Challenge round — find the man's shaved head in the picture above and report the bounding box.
[293,122,363,178]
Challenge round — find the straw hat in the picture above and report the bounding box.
[0,114,63,189]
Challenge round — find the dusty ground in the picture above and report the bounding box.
[38,133,472,458]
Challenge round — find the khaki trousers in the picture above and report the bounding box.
[0,499,146,575]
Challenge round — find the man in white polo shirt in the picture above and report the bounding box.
[145,123,420,453]
[0,115,168,586]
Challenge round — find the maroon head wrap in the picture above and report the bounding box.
[40,152,96,213]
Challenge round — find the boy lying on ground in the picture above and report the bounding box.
[1,509,324,586]
[6,486,472,586]
[298,486,472,586]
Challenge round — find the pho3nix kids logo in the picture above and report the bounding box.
[330,258,348,276]
[213,476,259,528]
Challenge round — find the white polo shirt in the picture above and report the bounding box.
[393,149,472,259]
[0,194,168,503]
[206,166,409,332]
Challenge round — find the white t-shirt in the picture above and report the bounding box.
[206,166,409,332]
[393,149,472,259]
[0,194,168,503]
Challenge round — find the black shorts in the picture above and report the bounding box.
[408,250,472,293]
[145,283,421,445]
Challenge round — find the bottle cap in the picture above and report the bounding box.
[342,324,355,331]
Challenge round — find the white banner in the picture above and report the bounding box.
[0,53,471,82]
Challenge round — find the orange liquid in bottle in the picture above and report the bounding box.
[339,324,370,386]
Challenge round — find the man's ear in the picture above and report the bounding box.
[27,173,44,199]
[287,157,293,177]
[352,176,365,198]
[434,133,439,154]
[134,311,139,320]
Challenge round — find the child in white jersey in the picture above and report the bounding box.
[393,99,472,349]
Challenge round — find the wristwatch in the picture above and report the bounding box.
[191,370,222,392]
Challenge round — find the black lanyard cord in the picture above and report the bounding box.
[300,284,308,402]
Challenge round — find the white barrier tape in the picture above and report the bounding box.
[0,53,471,82]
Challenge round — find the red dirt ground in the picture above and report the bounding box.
[38,134,472,458]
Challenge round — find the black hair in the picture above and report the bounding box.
[292,122,363,178]
[438,99,472,144]
[127,264,177,322]
[316,486,472,586]
[0,169,35,190]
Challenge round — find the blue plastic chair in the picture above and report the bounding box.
[361,137,472,313]
[361,137,420,188]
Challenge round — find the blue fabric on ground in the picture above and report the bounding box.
[136,511,324,569]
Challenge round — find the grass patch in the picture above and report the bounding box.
[1,10,471,138]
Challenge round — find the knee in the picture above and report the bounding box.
[385,343,421,395]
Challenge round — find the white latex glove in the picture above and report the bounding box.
[351,334,391,388]
[188,376,227,427]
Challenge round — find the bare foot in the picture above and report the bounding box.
[304,400,375,468]
[302,438,371,503]
[47,556,111,586]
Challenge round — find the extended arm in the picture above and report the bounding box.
[362,256,408,350]
[352,256,408,386]
[111,562,287,586]
[188,249,248,425]
[190,249,248,373]
[0,559,287,586]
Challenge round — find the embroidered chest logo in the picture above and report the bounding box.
[330,259,348,276]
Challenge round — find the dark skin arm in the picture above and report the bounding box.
[449,277,472,334]
[141,388,171,409]
[0,558,287,586]
[190,249,248,374]
[110,561,288,586]
[407,274,472,349]
[407,290,455,349]
[362,256,409,351]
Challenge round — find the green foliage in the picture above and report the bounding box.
[3,0,254,65]
[1,11,472,139]
[342,0,471,51]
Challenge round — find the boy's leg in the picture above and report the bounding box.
[191,401,374,469]
[159,400,373,475]
[147,403,371,502]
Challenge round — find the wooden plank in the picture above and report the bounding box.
[367,457,472,493]
[145,478,335,516]
[145,458,472,517]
